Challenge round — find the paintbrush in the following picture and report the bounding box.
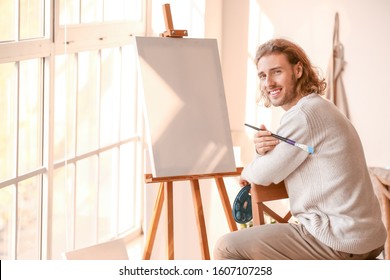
[244,123,314,154]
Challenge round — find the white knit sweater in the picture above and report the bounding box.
[242,93,387,254]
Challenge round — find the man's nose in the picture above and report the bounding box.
[264,76,275,87]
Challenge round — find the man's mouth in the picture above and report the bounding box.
[269,88,282,97]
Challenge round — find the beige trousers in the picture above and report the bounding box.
[213,223,383,260]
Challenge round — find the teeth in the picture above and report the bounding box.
[270,89,280,96]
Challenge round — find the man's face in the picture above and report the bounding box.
[257,53,302,111]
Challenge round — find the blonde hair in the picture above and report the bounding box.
[255,38,326,107]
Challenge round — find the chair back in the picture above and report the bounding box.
[251,181,292,225]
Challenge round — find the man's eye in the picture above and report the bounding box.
[259,75,266,80]
[273,70,282,75]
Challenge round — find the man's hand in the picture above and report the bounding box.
[254,124,279,155]
[239,177,250,187]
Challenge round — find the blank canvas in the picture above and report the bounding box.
[135,36,236,177]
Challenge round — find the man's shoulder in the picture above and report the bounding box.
[297,94,336,113]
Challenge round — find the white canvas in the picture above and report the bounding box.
[135,36,236,177]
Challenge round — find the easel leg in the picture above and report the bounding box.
[166,181,174,260]
[190,179,210,260]
[142,182,165,260]
[215,177,238,232]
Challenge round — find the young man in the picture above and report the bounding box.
[214,38,387,260]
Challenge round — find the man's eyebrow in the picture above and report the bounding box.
[258,66,282,76]
[269,66,282,71]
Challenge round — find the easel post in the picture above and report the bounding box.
[141,180,175,260]
[190,178,210,259]
[142,182,164,260]
[165,181,174,259]
[160,3,188,38]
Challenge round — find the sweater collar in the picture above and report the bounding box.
[287,93,317,112]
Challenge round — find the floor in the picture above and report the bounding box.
[126,234,144,260]
[125,234,386,260]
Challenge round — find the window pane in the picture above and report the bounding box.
[0,0,16,42]
[100,48,120,147]
[123,0,143,21]
[54,55,77,162]
[18,59,43,175]
[0,185,15,259]
[118,142,136,233]
[59,0,80,25]
[52,165,75,259]
[20,0,45,40]
[60,0,143,24]
[0,63,17,181]
[17,176,41,259]
[103,0,143,21]
[120,45,137,139]
[98,150,118,241]
[77,51,99,155]
[75,156,98,248]
[81,0,103,23]
[103,0,125,21]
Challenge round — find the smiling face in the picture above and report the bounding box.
[257,53,303,111]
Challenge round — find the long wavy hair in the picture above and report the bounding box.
[254,38,326,107]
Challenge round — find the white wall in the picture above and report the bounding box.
[222,0,390,168]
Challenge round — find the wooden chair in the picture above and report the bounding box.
[369,167,390,260]
[252,177,389,260]
[250,181,292,226]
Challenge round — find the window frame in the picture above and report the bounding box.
[0,0,146,260]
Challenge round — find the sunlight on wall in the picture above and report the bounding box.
[245,0,286,135]
[245,0,274,135]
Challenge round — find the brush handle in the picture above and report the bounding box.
[245,123,314,154]
[270,133,295,145]
[244,123,296,145]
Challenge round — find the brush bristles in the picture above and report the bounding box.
[295,143,315,154]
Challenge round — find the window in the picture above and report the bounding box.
[0,0,145,260]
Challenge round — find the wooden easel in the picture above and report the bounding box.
[142,4,240,260]
[142,168,242,260]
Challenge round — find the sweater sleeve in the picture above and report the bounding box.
[241,108,312,185]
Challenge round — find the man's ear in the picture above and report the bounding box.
[295,62,303,79]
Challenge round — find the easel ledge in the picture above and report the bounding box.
[143,167,242,260]
[145,167,243,183]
